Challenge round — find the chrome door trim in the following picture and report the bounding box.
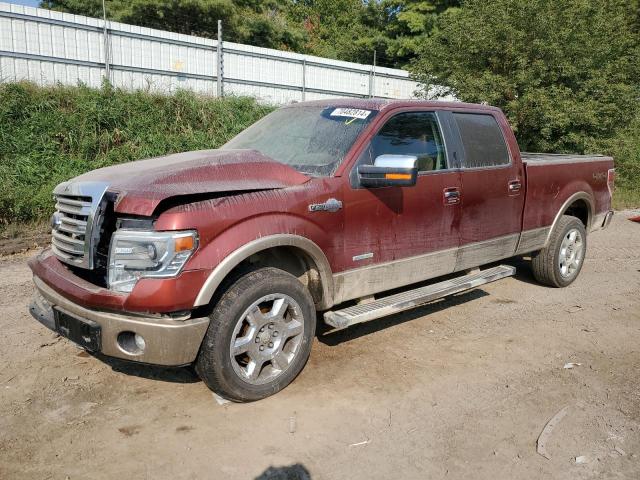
[333,233,520,305]
[515,227,551,255]
[195,219,593,312]
[454,233,519,272]
[333,246,458,305]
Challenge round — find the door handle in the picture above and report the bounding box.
[508,180,522,195]
[443,187,461,205]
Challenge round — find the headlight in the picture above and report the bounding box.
[108,230,198,293]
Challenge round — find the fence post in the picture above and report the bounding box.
[302,58,307,101]
[217,19,224,97]
[102,0,110,82]
[368,49,376,98]
[0,7,416,101]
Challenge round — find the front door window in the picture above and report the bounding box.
[365,112,447,172]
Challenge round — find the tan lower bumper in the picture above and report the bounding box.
[30,276,210,366]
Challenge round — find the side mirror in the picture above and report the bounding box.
[358,154,418,188]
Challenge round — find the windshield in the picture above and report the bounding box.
[222,105,378,176]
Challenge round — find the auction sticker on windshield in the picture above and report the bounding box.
[330,108,371,120]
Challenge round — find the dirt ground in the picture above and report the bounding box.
[1,212,639,480]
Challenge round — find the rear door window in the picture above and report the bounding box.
[453,113,510,168]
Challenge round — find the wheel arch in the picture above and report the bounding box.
[545,191,594,246]
[193,234,335,311]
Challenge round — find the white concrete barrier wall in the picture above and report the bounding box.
[0,1,420,104]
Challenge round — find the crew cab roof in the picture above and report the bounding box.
[284,98,502,113]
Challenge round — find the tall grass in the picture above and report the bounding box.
[0,81,273,224]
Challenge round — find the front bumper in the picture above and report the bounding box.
[27,248,211,313]
[29,276,210,366]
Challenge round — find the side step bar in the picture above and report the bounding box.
[324,265,515,329]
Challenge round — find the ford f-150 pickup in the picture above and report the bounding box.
[28,99,615,401]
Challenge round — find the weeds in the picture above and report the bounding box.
[0,81,273,224]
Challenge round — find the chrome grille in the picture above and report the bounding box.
[51,181,110,269]
[51,195,91,264]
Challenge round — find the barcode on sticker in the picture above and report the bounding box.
[330,108,371,120]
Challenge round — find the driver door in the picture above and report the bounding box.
[336,110,462,303]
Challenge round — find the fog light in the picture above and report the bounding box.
[117,331,145,355]
[134,333,146,351]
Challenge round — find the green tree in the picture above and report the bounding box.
[40,0,306,51]
[359,0,460,67]
[287,0,372,61]
[288,1,460,68]
[40,1,460,68]
[410,0,640,155]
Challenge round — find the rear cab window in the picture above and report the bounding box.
[453,113,510,168]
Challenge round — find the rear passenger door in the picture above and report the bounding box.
[451,111,525,271]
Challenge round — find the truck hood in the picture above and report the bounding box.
[72,149,311,216]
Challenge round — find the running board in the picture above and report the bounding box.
[324,265,515,329]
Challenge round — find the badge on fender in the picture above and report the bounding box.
[308,198,343,213]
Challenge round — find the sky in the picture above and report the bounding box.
[6,0,41,7]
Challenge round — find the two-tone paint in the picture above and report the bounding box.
[28,99,614,364]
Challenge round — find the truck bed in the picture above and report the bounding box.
[521,152,614,233]
[521,152,612,165]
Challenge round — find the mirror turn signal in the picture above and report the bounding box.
[358,154,418,188]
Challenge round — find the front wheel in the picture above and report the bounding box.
[531,215,587,287]
[195,267,316,402]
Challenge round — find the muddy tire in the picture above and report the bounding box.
[531,215,587,288]
[195,267,316,402]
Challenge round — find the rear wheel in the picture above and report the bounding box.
[531,215,587,287]
[195,267,316,402]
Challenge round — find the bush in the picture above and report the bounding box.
[0,82,273,224]
[595,115,640,209]
[410,0,640,207]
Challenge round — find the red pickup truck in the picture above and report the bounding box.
[29,99,615,401]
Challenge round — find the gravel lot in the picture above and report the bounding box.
[1,212,639,480]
